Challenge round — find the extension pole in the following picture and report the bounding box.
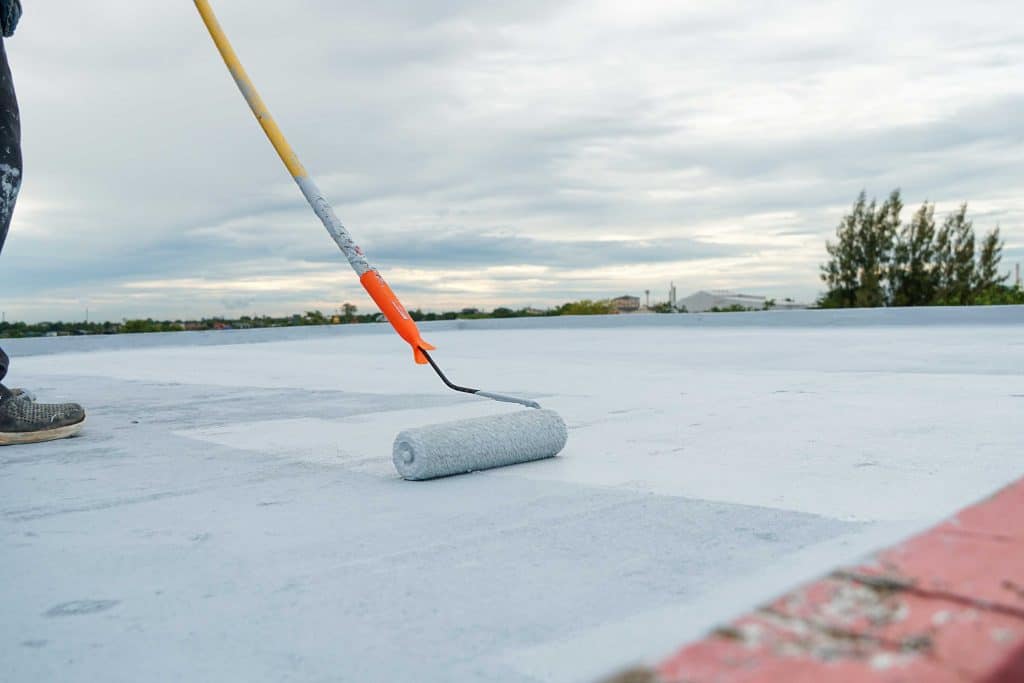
[193,0,435,364]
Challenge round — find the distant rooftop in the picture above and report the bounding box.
[677,290,810,312]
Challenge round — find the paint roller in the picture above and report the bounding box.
[194,1,568,479]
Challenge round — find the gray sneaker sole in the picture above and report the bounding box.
[0,417,86,446]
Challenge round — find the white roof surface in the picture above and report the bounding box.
[2,307,1022,682]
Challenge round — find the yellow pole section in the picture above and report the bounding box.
[194,0,435,363]
[193,0,308,179]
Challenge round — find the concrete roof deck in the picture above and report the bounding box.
[2,306,1022,682]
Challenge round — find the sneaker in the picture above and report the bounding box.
[0,384,86,446]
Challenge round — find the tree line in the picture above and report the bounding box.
[0,300,636,338]
[820,190,1022,307]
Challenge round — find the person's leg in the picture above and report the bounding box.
[0,37,22,382]
[0,37,21,258]
[0,37,86,444]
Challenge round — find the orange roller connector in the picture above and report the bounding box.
[360,270,435,364]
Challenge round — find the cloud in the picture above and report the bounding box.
[0,0,1022,321]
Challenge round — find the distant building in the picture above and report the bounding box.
[677,290,809,313]
[611,295,641,313]
[669,282,677,308]
[677,290,766,312]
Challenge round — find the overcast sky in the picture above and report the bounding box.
[1,1,1021,322]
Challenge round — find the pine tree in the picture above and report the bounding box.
[853,195,883,307]
[822,194,1018,308]
[947,204,976,305]
[891,202,937,306]
[975,227,1008,294]
[865,189,901,306]
[820,190,900,307]
[819,193,865,307]
[933,212,956,304]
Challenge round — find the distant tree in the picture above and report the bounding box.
[303,310,327,325]
[821,192,1017,308]
[120,318,180,333]
[649,302,675,313]
[491,307,515,318]
[944,204,976,305]
[820,192,866,308]
[557,299,614,315]
[891,202,937,306]
[932,212,955,303]
[854,189,901,307]
[341,302,357,323]
[974,283,1024,305]
[819,190,902,308]
[975,227,1008,295]
[970,226,1021,305]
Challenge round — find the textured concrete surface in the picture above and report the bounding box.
[1,307,1022,682]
